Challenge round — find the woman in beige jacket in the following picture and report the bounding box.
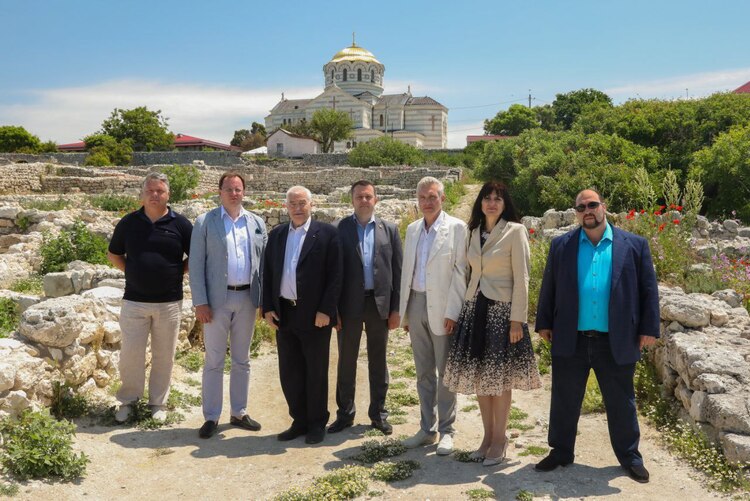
[444,181,541,466]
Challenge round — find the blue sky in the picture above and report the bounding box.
[1,0,749,148]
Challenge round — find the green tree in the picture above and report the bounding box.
[283,118,315,138]
[552,88,613,129]
[348,136,424,167]
[0,126,41,153]
[83,134,133,166]
[484,104,539,135]
[230,129,250,147]
[100,106,174,151]
[162,164,199,202]
[310,108,353,153]
[250,121,267,136]
[239,132,266,151]
[690,124,750,221]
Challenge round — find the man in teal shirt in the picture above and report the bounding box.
[535,189,660,483]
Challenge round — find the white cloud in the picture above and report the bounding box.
[447,121,484,149]
[605,67,750,102]
[0,80,320,144]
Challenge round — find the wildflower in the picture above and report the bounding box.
[529,228,535,235]
[669,204,676,209]
[191,193,199,199]
[673,219,680,225]
[658,223,666,232]
[640,209,646,214]
[660,205,666,210]
[676,205,683,211]
[654,210,662,216]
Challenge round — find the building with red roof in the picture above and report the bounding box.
[56,134,241,152]
[466,134,514,146]
[733,81,750,94]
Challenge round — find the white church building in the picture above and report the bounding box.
[264,38,448,151]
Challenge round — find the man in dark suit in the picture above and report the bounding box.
[263,185,342,445]
[534,189,659,483]
[328,180,403,436]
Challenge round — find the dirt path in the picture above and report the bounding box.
[13,185,722,500]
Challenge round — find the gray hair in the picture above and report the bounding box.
[142,172,170,193]
[286,185,312,201]
[416,176,444,196]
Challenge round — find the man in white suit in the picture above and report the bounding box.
[399,176,467,455]
[189,171,267,438]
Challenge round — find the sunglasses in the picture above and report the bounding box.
[574,201,602,212]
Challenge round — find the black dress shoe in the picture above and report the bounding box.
[371,419,393,435]
[535,453,572,472]
[624,464,650,483]
[198,420,218,439]
[277,426,307,441]
[305,428,325,444]
[327,418,353,433]
[230,415,262,431]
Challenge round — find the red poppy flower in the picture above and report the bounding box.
[654,210,662,216]
[640,209,646,214]
[658,223,666,232]
[673,219,680,225]
[676,205,683,211]
[529,228,535,234]
[660,205,667,210]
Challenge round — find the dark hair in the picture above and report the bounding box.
[468,181,520,231]
[219,171,246,190]
[350,179,376,195]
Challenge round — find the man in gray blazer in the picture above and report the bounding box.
[189,171,267,438]
[329,180,403,436]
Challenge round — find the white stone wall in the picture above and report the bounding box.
[404,107,448,149]
[267,133,319,158]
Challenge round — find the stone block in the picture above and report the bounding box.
[720,433,750,463]
[43,272,74,298]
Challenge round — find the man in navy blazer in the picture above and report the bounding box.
[534,189,659,483]
[263,185,342,445]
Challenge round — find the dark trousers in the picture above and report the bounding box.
[548,334,643,467]
[335,295,389,422]
[277,302,332,432]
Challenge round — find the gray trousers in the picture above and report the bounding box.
[335,295,389,422]
[406,290,456,435]
[202,289,256,421]
[117,300,182,408]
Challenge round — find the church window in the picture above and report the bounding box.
[343,69,347,82]
[331,70,334,81]
[276,143,284,154]
[379,114,384,127]
[346,142,351,149]
[352,141,357,147]
[371,69,374,81]
[357,69,362,81]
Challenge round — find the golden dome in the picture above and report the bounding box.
[330,43,381,64]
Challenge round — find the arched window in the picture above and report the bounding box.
[357,68,362,81]
[331,70,334,81]
[371,69,374,82]
[346,142,351,149]
[379,114,384,127]
[343,69,348,82]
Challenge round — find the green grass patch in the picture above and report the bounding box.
[389,381,407,391]
[167,388,201,409]
[21,197,70,211]
[461,404,479,412]
[50,382,89,420]
[386,391,419,407]
[0,297,19,338]
[518,445,548,457]
[274,465,369,501]
[388,415,407,425]
[89,193,140,213]
[508,406,534,431]
[0,482,19,496]
[581,373,605,414]
[466,488,496,500]
[351,438,406,464]
[453,449,480,463]
[533,338,551,375]
[175,349,204,372]
[363,428,385,438]
[40,220,109,274]
[9,274,43,295]
[391,364,417,379]
[370,460,420,482]
[184,377,200,387]
[516,490,534,501]
[251,318,276,357]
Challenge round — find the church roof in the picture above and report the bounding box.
[375,93,412,107]
[272,98,312,113]
[407,96,443,106]
[330,42,381,64]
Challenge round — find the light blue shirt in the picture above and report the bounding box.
[577,222,613,332]
[411,210,445,292]
[220,206,251,286]
[355,214,376,290]
[280,217,311,300]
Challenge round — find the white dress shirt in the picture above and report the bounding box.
[411,210,445,292]
[221,206,251,286]
[280,217,311,300]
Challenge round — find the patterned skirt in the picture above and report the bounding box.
[444,292,541,396]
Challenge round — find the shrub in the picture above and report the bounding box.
[0,298,19,338]
[162,164,199,202]
[581,374,605,414]
[527,235,549,320]
[175,349,204,372]
[251,318,276,357]
[89,193,140,213]
[0,410,89,480]
[466,488,496,500]
[21,197,70,211]
[518,445,549,457]
[84,150,113,167]
[348,136,425,167]
[442,180,466,212]
[352,438,406,463]
[275,465,369,501]
[50,382,89,420]
[0,126,41,153]
[370,459,420,482]
[40,221,109,274]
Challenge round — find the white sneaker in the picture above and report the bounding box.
[436,433,454,455]
[151,406,167,421]
[115,404,131,423]
[401,429,438,448]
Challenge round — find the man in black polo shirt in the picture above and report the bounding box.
[108,172,192,423]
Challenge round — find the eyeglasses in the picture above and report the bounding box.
[574,201,602,212]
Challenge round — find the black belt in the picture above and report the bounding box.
[280,297,297,307]
[578,330,608,338]
[364,290,375,296]
[227,284,251,291]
